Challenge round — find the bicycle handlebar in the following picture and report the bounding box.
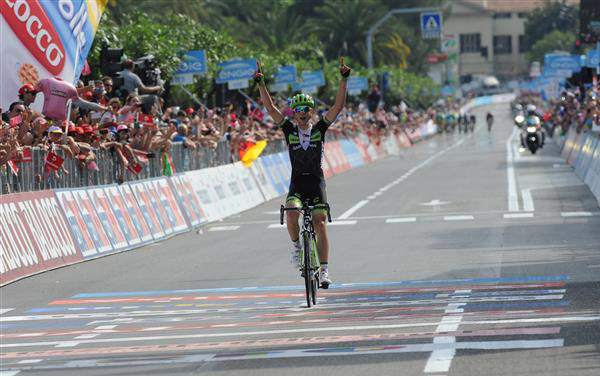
[280,203,332,225]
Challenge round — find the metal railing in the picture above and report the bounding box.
[1,139,288,195]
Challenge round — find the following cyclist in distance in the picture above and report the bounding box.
[253,57,351,288]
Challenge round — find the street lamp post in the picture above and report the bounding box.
[367,7,441,70]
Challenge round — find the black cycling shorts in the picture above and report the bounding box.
[286,177,327,210]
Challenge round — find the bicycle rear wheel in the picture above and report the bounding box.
[302,231,312,308]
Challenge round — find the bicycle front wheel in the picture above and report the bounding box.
[303,231,312,308]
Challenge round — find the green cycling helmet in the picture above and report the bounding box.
[290,93,315,109]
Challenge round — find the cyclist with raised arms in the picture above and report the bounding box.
[253,58,351,288]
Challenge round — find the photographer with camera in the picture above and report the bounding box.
[120,60,162,96]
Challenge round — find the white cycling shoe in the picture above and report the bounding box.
[320,270,332,289]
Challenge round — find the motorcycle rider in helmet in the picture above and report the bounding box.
[521,104,544,148]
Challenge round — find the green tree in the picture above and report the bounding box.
[523,2,578,51]
[526,30,576,64]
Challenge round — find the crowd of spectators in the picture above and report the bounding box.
[516,89,600,137]
[1,62,449,192]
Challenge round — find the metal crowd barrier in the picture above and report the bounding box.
[1,139,288,195]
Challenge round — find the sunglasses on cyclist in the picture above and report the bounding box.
[294,106,312,113]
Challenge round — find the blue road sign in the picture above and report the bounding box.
[543,54,581,75]
[421,12,442,39]
[174,50,207,75]
[587,50,599,68]
[347,77,368,92]
[274,66,297,84]
[292,70,325,90]
[216,59,257,83]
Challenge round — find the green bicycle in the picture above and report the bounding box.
[280,200,332,307]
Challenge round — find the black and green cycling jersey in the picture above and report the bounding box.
[279,116,332,183]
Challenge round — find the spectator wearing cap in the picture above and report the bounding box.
[172,124,196,150]
[18,84,38,108]
[45,125,80,158]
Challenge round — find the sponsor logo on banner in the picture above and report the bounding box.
[104,186,142,247]
[0,191,81,285]
[71,189,113,255]
[130,182,165,239]
[169,176,207,227]
[143,181,173,235]
[88,188,129,250]
[55,190,98,258]
[1,0,106,109]
[353,137,372,164]
[153,179,188,233]
[120,184,153,242]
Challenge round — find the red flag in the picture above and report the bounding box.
[22,147,32,162]
[127,162,143,175]
[45,151,64,170]
[138,114,154,127]
[9,115,22,128]
[82,60,91,76]
[7,160,19,176]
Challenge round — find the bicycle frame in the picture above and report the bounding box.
[280,201,332,307]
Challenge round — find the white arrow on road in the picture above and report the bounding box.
[419,199,450,207]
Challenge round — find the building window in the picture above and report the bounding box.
[493,12,511,19]
[518,35,526,53]
[460,33,481,53]
[493,35,512,54]
[517,12,528,18]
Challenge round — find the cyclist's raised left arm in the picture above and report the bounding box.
[324,57,351,124]
[253,62,284,125]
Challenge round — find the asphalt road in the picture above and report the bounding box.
[2,102,600,376]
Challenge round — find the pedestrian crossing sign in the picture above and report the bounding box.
[421,12,442,39]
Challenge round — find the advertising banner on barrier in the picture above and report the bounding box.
[120,184,154,243]
[142,180,175,236]
[232,161,267,208]
[396,131,413,148]
[151,178,189,234]
[339,139,364,168]
[1,0,107,108]
[129,182,166,240]
[184,167,230,221]
[324,141,351,175]
[88,187,130,251]
[353,136,372,164]
[55,190,101,258]
[257,154,287,196]
[1,191,81,285]
[249,158,279,200]
[104,186,143,248]
[72,189,114,257]
[169,175,208,227]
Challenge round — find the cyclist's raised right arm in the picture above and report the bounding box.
[253,62,284,125]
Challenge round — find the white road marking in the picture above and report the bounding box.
[587,265,600,268]
[208,226,240,232]
[424,289,470,374]
[337,200,369,219]
[386,217,417,223]
[561,211,593,217]
[329,220,357,226]
[0,371,21,376]
[506,127,520,211]
[443,215,474,221]
[367,195,377,200]
[263,211,280,215]
[95,325,117,330]
[503,213,534,219]
[17,359,43,364]
[4,314,590,349]
[267,223,285,229]
[522,188,535,212]
[0,309,15,315]
[420,199,450,207]
[74,334,99,339]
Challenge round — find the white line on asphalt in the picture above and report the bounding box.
[1,317,597,349]
[0,371,21,376]
[503,213,534,219]
[267,224,285,229]
[386,217,417,223]
[208,226,240,232]
[506,127,520,212]
[329,220,357,226]
[443,215,474,221]
[0,309,15,315]
[424,289,470,374]
[74,334,99,339]
[522,188,534,212]
[337,138,466,220]
[560,211,593,217]
[337,200,369,219]
[587,265,600,268]
[17,359,43,364]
